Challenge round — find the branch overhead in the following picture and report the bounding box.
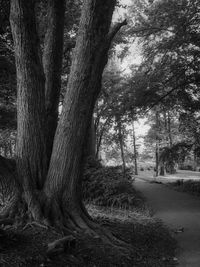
[108,19,127,43]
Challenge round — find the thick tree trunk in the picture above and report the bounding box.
[10,0,127,237]
[10,0,47,218]
[44,0,122,228]
[43,0,65,166]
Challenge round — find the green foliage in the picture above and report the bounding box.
[83,164,142,209]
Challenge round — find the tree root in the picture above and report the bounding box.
[47,235,76,257]
[0,218,14,226]
[22,221,49,230]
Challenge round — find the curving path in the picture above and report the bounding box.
[134,178,200,267]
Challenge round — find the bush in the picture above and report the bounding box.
[179,165,193,171]
[172,180,200,196]
[83,164,142,209]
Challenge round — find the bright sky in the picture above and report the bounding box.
[114,1,150,139]
[135,118,150,137]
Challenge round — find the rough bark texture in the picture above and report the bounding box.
[9,0,127,234]
[43,0,65,166]
[44,0,117,227]
[10,0,47,208]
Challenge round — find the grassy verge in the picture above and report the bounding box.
[168,179,200,197]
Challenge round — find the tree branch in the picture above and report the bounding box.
[107,19,127,43]
[144,81,188,114]
[128,26,175,37]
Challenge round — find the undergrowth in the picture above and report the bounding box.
[83,159,144,209]
[0,158,177,266]
[170,179,200,196]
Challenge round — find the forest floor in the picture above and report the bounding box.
[0,204,177,266]
[134,176,200,267]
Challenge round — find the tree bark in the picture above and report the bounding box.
[155,111,160,177]
[167,111,173,147]
[116,117,126,176]
[132,121,138,175]
[44,0,124,228]
[10,0,47,214]
[43,0,65,167]
[9,0,127,234]
[84,116,96,159]
[166,111,175,174]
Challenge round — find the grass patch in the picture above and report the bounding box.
[169,179,200,196]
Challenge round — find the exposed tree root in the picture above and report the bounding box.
[47,235,76,257]
[0,218,14,226]
[22,221,49,230]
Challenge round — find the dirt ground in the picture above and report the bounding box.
[0,205,176,267]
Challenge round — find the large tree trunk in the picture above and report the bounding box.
[10,0,47,218]
[9,0,127,240]
[44,0,125,229]
[43,0,65,166]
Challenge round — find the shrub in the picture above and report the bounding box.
[172,180,200,196]
[83,163,142,209]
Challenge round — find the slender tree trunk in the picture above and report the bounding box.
[167,111,175,174]
[10,0,47,218]
[193,145,197,171]
[44,0,126,228]
[155,111,160,177]
[84,116,96,159]
[155,141,159,177]
[43,0,65,166]
[167,111,173,148]
[96,130,104,159]
[95,117,111,159]
[116,118,126,176]
[132,121,138,175]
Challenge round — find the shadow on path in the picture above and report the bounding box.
[134,178,200,267]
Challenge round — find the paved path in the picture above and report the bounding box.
[134,178,200,267]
